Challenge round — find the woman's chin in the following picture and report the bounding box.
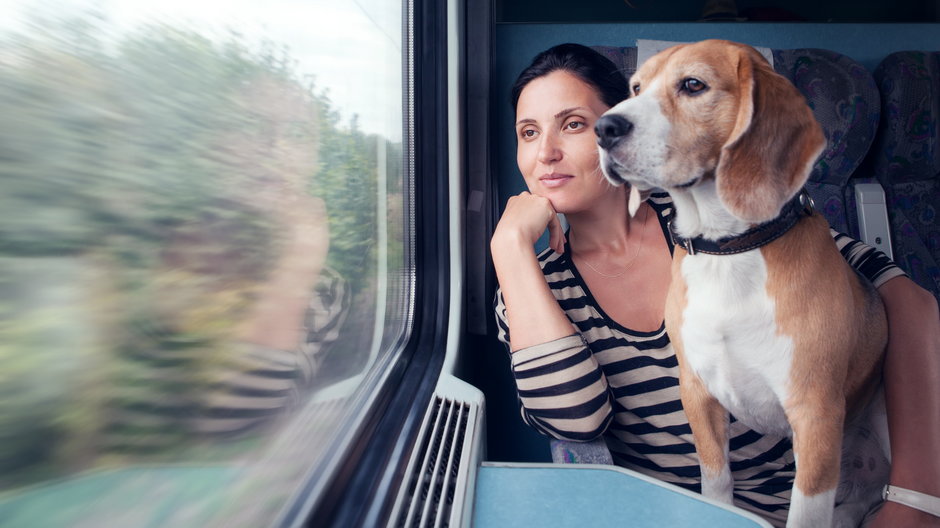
[544,197,585,216]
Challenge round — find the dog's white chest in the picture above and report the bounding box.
[679,251,794,437]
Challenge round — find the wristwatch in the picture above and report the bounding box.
[883,485,940,517]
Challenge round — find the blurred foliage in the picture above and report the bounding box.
[0,10,399,492]
[311,110,379,290]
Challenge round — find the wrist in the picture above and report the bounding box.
[875,500,940,527]
[883,484,940,518]
[887,469,940,500]
[491,227,536,260]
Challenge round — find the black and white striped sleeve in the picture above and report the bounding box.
[494,288,613,441]
[830,229,907,288]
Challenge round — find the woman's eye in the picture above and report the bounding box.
[520,128,538,139]
[565,120,585,131]
[681,78,707,94]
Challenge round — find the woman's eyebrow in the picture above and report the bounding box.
[515,106,589,127]
[554,106,588,119]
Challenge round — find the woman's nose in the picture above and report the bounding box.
[537,134,561,164]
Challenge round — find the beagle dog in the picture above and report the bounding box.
[595,40,887,527]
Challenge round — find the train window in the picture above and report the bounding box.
[0,0,413,526]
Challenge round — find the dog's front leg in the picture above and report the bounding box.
[667,263,734,505]
[786,400,844,528]
[678,362,733,504]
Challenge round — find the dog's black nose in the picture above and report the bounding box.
[595,114,633,150]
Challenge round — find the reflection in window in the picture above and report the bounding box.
[0,1,411,526]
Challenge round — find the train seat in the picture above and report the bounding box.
[772,48,882,236]
[867,51,940,301]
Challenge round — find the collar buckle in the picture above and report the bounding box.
[798,188,815,216]
[667,219,696,256]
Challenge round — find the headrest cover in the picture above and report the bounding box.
[772,48,881,186]
[591,46,637,81]
[872,51,940,183]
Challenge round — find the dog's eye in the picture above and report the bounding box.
[631,84,640,96]
[680,78,707,95]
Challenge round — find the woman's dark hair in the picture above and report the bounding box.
[510,43,628,114]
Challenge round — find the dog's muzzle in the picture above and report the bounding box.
[595,114,633,150]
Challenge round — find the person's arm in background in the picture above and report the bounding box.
[830,231,940,526]
[492,191,612,440]
[871,276,940,527]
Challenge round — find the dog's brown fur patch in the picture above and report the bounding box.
[762,213,886,495]
[715,43,826,223]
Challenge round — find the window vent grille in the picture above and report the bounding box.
[389,376,483,528]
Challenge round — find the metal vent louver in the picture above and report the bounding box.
[389,375,484,528]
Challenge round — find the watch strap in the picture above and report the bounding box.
[883,484,940,517]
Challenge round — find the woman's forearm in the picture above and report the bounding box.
[492,231,613,439]
[872,276,940,526]
[491,229,575,350]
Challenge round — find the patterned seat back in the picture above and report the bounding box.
[590,45,881,235]
[869,51,940,300]
[773,49,881,235]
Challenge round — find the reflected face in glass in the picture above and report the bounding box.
[514,70,612,214]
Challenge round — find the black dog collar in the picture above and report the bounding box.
[668,190,816,256]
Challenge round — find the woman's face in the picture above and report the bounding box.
[515,70,613,213]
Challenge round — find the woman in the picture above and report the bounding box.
[491,43,940,527]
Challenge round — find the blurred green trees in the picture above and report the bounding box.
[0,12,396,490]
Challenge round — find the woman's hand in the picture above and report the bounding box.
[492,191,566,255]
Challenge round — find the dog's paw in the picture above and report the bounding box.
[701,466,734,504]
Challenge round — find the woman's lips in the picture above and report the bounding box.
[540,173,573,188]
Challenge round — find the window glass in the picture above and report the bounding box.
[0,0,411,526]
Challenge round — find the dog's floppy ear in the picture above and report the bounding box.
[716,47,826,224]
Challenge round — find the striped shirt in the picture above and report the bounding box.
[494,193,904,526]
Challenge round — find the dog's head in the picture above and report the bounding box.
[596,39,826,223]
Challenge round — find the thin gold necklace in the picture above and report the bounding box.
[577,205,650,279]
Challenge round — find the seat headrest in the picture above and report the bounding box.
[871,51,940,183]
[772,49,881,187]
[591,46,638,81]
